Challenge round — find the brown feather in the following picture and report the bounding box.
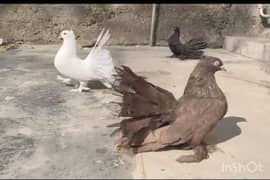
[109,65,177,146]
[113,66,177,118]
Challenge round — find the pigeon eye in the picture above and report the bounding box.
[213,61,220,66]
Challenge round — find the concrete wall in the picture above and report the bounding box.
[157,4,263,47]
[0,4,265,47]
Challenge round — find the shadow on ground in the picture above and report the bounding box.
[61,80,109,90]
[206,116,247,145]
[157,116,247,152]
[88,81,108,89]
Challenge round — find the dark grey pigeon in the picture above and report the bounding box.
[168,26,208,60]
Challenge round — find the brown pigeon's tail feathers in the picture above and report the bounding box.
[112,65,177,118]
[109,65,177,146]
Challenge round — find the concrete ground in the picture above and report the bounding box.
[0,44,270,179]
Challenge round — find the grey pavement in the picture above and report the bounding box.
[0,44,270,178]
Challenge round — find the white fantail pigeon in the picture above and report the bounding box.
[54,28,116,92]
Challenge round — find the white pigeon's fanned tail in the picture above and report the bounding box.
[87,28,111,59]
[85,28,115,83]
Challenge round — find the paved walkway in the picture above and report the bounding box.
[0,45,269,178]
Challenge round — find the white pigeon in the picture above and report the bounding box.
[54,28,116,92]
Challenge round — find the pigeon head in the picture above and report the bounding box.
[173,26,180,34]
[199,56,226,73]
[173,26,180,36]
[58,30,76,40]
[184,55,226,98]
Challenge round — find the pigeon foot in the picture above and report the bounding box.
[176,144,209,163]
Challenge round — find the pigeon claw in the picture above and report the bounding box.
[176,145,209,163]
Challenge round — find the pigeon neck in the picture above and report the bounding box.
[183,66,225,99]
[168,32,181,44]
[62,38,77,55]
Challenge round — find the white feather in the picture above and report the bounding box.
[54,28,115,87]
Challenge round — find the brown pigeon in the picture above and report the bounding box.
[109,55,228,163]
[168,26,208,60]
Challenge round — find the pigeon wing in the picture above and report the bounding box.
[159,96,227,146]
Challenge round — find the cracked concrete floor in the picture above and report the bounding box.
[0,44,270,178]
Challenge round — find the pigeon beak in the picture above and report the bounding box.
[57,35,62,40]
[220,67,227,71]
[76,35,80,40]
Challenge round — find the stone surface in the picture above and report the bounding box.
[0,44,270,178]
[224,36,270,61]
[0,44,134,178]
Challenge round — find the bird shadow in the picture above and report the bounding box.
[63,80,108,90]
[164,55,200,61]
[159,116,247,152]
[205,116,247,145]
[87,80,108,89]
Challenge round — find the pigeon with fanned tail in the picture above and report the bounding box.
[108,56,228,163]
[54,28,116,92]
[168,26,208,60]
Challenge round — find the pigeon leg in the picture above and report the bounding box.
[176,143,209,163]
[57,75,72,86]
[70,81,90,92]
